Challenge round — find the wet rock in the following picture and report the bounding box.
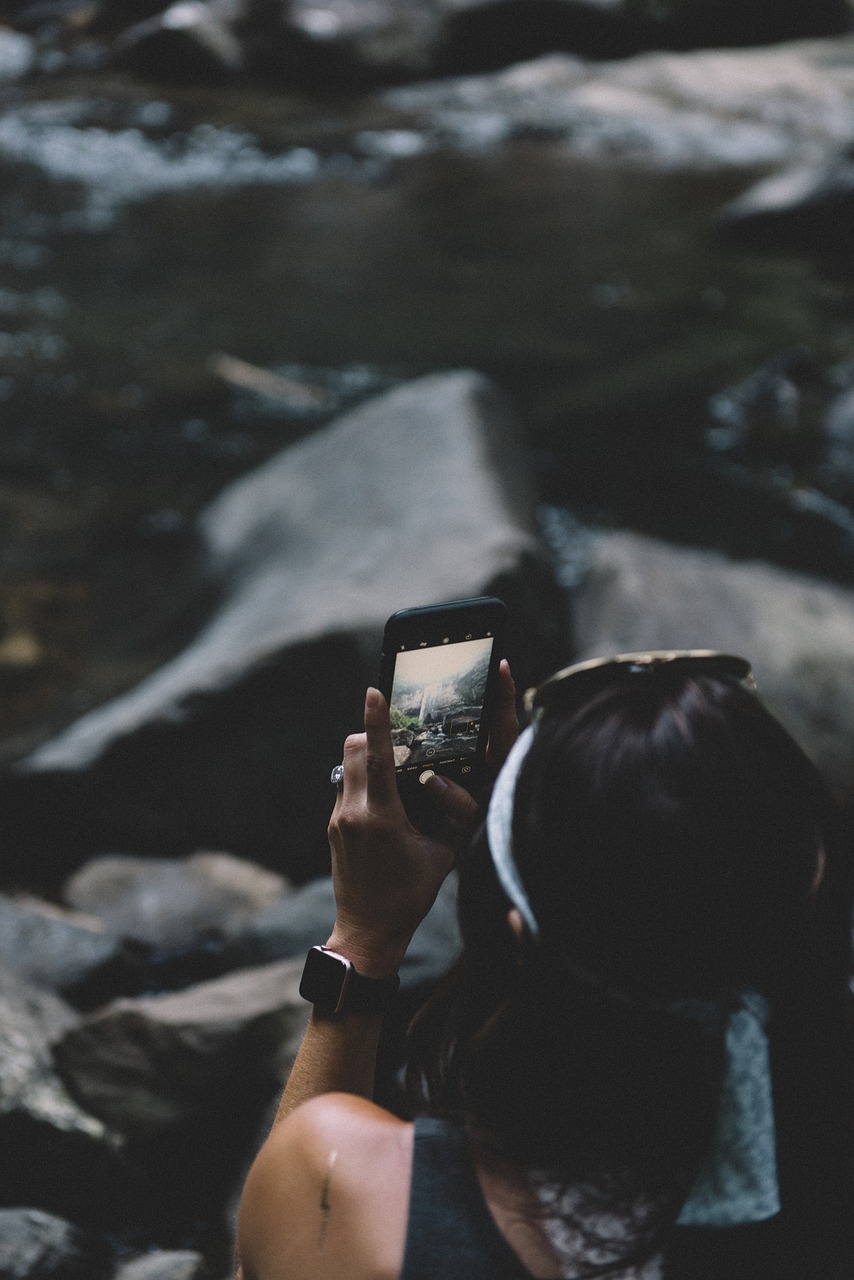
[0,892,124,995]
[437,0,630,73]
[718,144,854,250]
[0,1208,113,1280]
[114,1250,210,1280]
[35,0,854,85]
[5,371,563,880]
[63,851,288,951]
[111,0,244,81]
[705,351,824,461]
[385,37,854,170]
[284,0,442,80]
[0,963,125,1228]
[622,0,851,51]
[25,372,541,766]
[824,380,854,482]
[571,527,854,801]
[0,28,35,80]
[54,957,307,1141]
[228,869,461,988]
[435,0,850,75]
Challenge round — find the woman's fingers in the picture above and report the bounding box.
[333,690,401,818]
[487,659,519,770]
[424,773,480,841]
[362,687,403,811]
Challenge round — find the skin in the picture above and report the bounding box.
[236,661,565,1280]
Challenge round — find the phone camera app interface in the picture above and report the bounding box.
[389,636,494,773]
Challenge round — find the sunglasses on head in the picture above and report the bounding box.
[523,650,756,721]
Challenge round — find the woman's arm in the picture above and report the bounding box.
[273,683,483,1122]
[236,663,516,1278]
[275,659,517,1121]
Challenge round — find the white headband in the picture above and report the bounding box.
[485,725,539,937]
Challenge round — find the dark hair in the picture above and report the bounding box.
[406,671,854,1277]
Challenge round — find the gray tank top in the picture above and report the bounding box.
[400,1116,535,1279]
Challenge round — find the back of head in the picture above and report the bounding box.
[512,670,829,1000]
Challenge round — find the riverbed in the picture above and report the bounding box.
[0,64,852,756]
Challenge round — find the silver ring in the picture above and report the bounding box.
[330,764,344,787]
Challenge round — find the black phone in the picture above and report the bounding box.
[378,596,506,825]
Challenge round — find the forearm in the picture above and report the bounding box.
[273,927,405,1126]
[272,1007,384,1125]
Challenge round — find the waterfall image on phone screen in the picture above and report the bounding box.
[389,637,493,768]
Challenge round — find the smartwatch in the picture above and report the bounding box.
[299,945,400,1016]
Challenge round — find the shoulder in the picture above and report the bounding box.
[238,1096,414,1280]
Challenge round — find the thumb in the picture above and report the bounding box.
[425,773,480,830]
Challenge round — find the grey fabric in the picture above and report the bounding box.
[400,1117,532,1279]
[677,992,779,1226]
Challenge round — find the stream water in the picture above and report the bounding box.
[1,69,853,755]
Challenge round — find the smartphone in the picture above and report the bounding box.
[378,596,506,824]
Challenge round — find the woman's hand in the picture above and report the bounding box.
[482,658,519,796]
[326,660,517,977]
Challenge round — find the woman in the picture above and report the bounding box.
[237,652,854,1279]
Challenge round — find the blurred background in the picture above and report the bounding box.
[2,0,854,784]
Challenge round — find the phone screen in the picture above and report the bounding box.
[389,633,496,786]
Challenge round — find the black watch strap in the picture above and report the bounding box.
[299,945,400,1016]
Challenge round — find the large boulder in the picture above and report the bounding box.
[111,0,245,82]
[62,852,288,951]
[26,0,853,86]
[718,143,854,249]
[437,0,852,75]
[114,1253,210,1280]
[1,371,566,883]
[0,1208,113,1280]
[385,36,854,170]
[0,964,125,1230]
[0,28,34,80]
[224,868,461,988]
[51,957,309,1255]
[0,893,126,1001]
[284,0,444,79]
[570,527,854,801]
[53,957,308,1142]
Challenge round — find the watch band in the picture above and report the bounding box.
[299,945,400,1016]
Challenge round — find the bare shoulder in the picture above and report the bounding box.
[238,1096,414,1280]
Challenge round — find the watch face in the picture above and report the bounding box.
[299,946,351,1014]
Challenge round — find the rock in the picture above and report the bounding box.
[54,957,308,1142]
[228,870,461,988]
[718,143,854,249]
[62,852,289,951]
[5,371,564,880]
[570,527,854,801]
[621,0,851,50]
[285,0,443,80]
[49,0,854,86]
[824,380,854,481]
[705,351,824,461]
[435,0,850,76]
[114,1250,210,1280]
[0,28,35,80]
[0,963,125,1229]
[0,892,124,996]
[0,1208,113,1280]
[385,36,854,170]
[111,0,245,81]
[437,0,631,73]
